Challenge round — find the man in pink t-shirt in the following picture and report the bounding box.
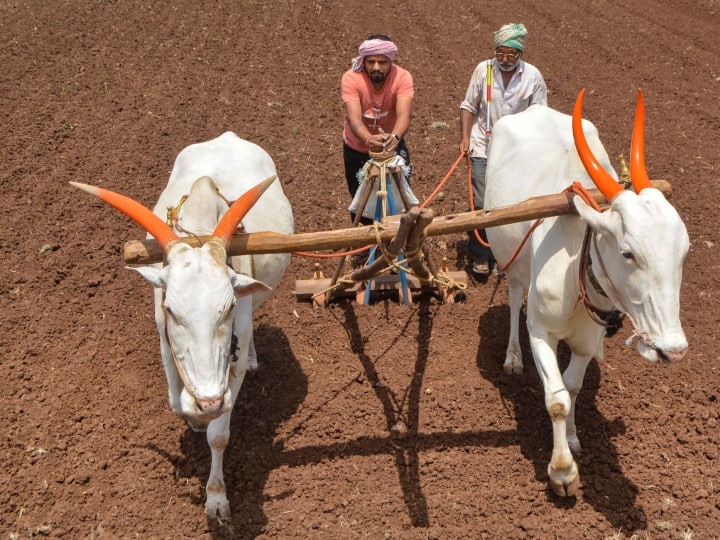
[341,34,414,226]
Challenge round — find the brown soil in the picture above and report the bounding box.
[2,1,719,538]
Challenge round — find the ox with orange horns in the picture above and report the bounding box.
[484,91,689,496]
[72,132,294,523]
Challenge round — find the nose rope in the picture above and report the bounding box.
[590,230,657,350]
[624,314,657,351]
[582,228,658,351]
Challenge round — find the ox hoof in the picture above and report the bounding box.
[502,362,523,375]
[206,496,231,526]
[568,436,582,456]
[549,462,580,497]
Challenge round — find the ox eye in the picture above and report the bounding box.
[621,250,635,261]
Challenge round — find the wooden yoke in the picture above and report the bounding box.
[123,180,672,264]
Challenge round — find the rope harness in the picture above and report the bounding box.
[166,188,257,279]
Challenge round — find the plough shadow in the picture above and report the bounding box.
[476,297,646,531]
[301,295,519,528]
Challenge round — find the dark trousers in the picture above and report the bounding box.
[343,140,412,225]
[467,156,495,264]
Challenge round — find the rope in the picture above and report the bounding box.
[419,151,466,209]
[465,153,492,249]
[624,313,658,351]
[310,277,357,302]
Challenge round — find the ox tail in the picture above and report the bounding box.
[572,89,624,202]
[70,181,179,250]
[629,89,653,193]
[212,175,277,247]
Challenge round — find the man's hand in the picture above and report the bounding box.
[368,128,399,152]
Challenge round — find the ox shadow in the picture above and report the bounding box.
[476,295,647,531]
[147,323,307,539]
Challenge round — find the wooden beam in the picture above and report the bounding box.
[123,180,671,264]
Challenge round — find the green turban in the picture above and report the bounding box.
[493,23,528,52]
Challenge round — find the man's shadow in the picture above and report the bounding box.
[476,301,647,531]
[150,323,307,539]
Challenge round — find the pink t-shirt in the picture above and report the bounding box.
[342,64,414,152]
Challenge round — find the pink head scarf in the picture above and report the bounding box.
[351,38,398,72]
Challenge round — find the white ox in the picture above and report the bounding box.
[484,91,689,496]
[72,131,294,522]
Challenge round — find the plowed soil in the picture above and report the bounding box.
[2,1,719,538]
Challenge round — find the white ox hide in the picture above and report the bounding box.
[484,92,688,496]
[72,132,293,522]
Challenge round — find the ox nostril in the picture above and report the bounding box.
[196,397,224,415]
[666,347,688,363]
[658,347,688,364]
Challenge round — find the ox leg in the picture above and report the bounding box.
[503,281,525,375]
[562,353,593,454]
[247,333,258,371]
[204,358,247,523]
[529,332,580,497]
[235,314,259,371]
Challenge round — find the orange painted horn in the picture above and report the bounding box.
[212,175,277,246]
[630,89,653,193]
[70,181,179,250]
[572,89,624,201]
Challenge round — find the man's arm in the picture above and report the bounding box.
[530,71,548,106]
[345,100,388,151]
[459,64,483,154]
[391,95,413,141]
[459,108,474,154]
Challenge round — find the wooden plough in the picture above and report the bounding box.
[122,180,671,306]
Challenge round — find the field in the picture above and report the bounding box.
[2,1,719,538]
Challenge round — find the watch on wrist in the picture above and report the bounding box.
[392,133,400,143]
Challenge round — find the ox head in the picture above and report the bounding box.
[71,177,276,419]
[571,90,690,363]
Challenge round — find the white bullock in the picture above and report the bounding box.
[72,132,294,522]
[484,91,689,496]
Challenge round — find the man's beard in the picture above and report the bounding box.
[369,71,386,83]
[498,62,517,72]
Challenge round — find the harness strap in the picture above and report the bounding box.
[574,226,625,337]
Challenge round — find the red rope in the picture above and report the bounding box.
[419,152,466,209]
[495,182,599,273]
[466,154,492,249]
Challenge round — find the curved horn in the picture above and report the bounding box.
[629,88,653,193]
[212,175,277,246]
[572,89,624,201]
[70,181,179,250]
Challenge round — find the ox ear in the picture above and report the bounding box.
[229,270,272,298]
[126,265,167,288]
[573,195,621,236]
